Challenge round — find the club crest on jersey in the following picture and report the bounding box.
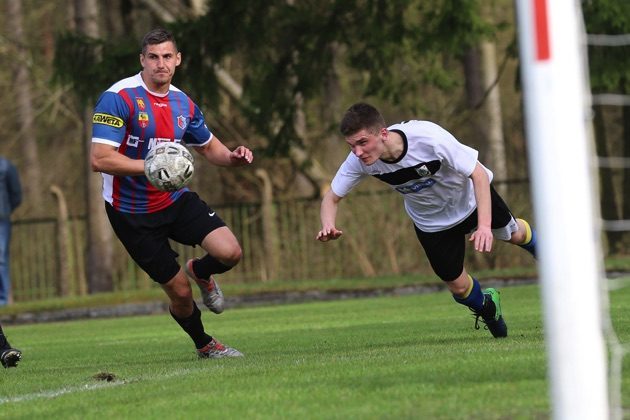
[177,115,187,130]
[415,165,431,177]
[138,112,149,128]
[136,98,146,111]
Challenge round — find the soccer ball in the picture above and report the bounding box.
[144,142,195,192]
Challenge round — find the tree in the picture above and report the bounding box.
[55,0,498,161]
[74,0,114,293]
[5,0,43,213]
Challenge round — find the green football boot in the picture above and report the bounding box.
[473,288,508,338]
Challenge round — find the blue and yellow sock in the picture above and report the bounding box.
[516,218,537,259]
[453,275,484,312]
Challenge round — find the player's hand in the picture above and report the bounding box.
[469,225,493,252]
[316,227,343,242]
[230,146,253,166]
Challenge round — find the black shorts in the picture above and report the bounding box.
[105,192,226,284]
[414,186,515,282]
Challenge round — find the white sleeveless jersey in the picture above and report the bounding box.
[330,120,493,232]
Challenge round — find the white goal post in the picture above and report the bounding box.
[515,1,609,419]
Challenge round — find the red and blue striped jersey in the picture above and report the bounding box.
[91,73,212,213]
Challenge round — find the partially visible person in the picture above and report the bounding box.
[0,323,21,368]
[0,156,22,307]
[317,103,537,338]
[91,28,253,359]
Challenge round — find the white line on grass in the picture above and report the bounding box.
[0,366,200,405]
[0,381,126,404]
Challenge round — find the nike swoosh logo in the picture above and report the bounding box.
[208,212,216,217]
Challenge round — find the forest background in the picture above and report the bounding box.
[0,0,628,302]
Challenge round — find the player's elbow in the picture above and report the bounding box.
[323,189,342,206]
[90,143,119,173]
[90,155,106,173]
[90,157,100,173]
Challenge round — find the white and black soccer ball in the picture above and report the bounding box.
[144,142,195,192]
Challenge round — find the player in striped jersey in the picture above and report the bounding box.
[317,103,537,338]
[91,28,252,358]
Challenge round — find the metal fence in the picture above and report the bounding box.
[9,183,536,303]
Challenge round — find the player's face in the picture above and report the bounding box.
[140,42,181,93]
[345,128,386,165]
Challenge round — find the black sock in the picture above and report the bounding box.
[0,325,8,349]
[193,255,232,279]
[0,335,8,350]
[170,301,212,349]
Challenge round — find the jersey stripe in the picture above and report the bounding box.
[373,160,442,185]
[91,73,212,213]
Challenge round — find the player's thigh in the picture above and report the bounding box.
[105,204,179,284]
[169,192,227,246]
[200,226,242,261]
[489,186,519,241]
[414,225,466,282]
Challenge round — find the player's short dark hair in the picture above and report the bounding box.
[141,28,178,54]
[339,103,386,136]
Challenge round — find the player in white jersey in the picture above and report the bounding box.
[316,103,537,338]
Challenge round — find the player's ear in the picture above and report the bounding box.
[139,53,145,68]
[175,52,182,67]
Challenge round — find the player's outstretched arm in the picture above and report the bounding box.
[468,162,493,252]
[316,189,344,242]
[195,136,253,167]
[90,143,145,176]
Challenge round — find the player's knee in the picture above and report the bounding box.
[509,218,532,244]
[224,245,242,267]
[448,282,468,296]
[445,271,470,295]
[171,285,192,303]
[164,275,193,303]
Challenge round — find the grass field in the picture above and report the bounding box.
[1,283,628,419]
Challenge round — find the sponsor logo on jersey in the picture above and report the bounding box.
[126,134,140,147]
[395,179,436,194]
[147,138,182,149]
[177,115,187,130]
[153,102,168,108]
[138,112,149,128]
[136,98,146,111]
[93,113,124,128]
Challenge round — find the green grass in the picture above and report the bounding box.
[0,273,485,316]
[2,254,628,316]
[0,271,538,317]
[1,283,629,419]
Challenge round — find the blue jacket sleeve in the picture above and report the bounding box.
[7,161,22,212]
